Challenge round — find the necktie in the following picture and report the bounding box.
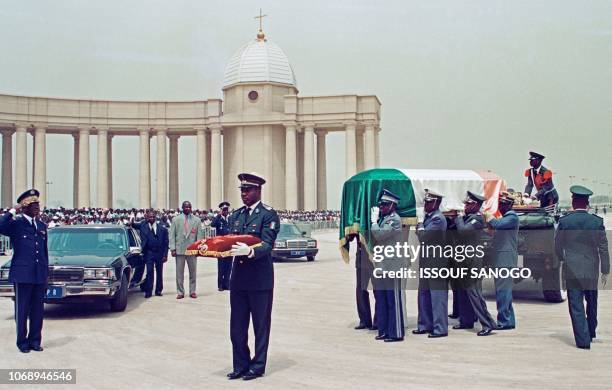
[31,219,36,230]
[151,223,156,236]
[245,207,251,219]
[184,215,190,235]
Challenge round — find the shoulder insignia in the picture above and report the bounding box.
[262,203,273,211]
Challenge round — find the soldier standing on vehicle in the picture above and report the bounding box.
[524,151,559,209]
[555,185,609,349]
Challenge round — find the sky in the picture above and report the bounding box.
[1,0,611,208]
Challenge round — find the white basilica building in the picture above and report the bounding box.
[0,27,381,210]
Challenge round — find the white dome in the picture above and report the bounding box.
[223,37,297,89]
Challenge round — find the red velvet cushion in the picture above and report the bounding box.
[185,235,262,258]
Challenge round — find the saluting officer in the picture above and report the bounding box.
[413,189,449,338]
[524,151,559,208]
[0,189,48,353]
[371,189,405,342]
[452,191,496,336]
[226,173,280,381]
[485,194,519,330]
[211,201,232,291]
[555,185,610,349]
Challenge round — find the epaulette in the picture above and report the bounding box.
[262,203,274,211]
[233,206,246,215]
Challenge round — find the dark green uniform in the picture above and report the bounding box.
[555,209,610,349]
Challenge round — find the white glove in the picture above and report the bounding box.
[602,274,608,288]
[230,242,252,257]
[370,206,380,223]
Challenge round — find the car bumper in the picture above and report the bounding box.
[0,280,120,300]
[272,248,318,258]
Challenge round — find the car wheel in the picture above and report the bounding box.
[110,273,129,312]
[542,266,566,303]
[307,256,315,262]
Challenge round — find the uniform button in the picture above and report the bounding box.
[240,261,244,264]
[36,251,39,254]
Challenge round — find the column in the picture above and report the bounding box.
[14,126,28,198]
[196,128,208,210]
[210,126,222,208]
[345,122,357,178]
[316,130,327,210]
[303,125,316,210]
[375,127,381,167]
[284,124,298,210]
[364,123,376,170]
[72,133,79,208]
[1,130,13,207]
[168,134,179,209]
[107,135,113,207]
[138,129,151,209]
[156,128,168,210]
[33,126,47,206]
[77,127,90,207]
[96,128,109,208]
[356,128,364,172]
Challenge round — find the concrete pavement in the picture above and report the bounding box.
[0,229,611,389]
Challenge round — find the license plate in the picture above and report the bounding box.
[290,251,305,256]
[45,285,64,299]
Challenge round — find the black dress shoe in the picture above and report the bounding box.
[477,328,493,336]
[452,324,474,330]
[369,325,378,331]
[577,345,591,350]
[227,371,245,380]
[144,293,152,298]
[412,329,430,335]
[428,333,448,338]
[18,347,30,353]
[218,288,224,292]
[375,334,387,340]
[354,324,368,330]
[30,346,44,352]
[155,292,163,296]
[496,325,515,331]
[242,371,262,381]
[448,314,459,319]
[384,337,404,342]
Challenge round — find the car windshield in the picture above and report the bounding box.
[48,229,127,254]
[279,223,302,236]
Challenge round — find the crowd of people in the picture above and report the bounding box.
[0,207,340,228]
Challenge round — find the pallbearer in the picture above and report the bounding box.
[555,185,609,349]
[371,189,405,342]
[452,191,496,336]
[485,194,519,330]
[413,190,449,338]
[226,173,280,381]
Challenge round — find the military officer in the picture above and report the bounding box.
[226,173,280,381]
[0,189,48,353]
[555,185,610,349]
[452,191,496,336]
[485,194,519,330]
[371,189,405,342]
[524,151,559,208]
[413,189,449,338]
[211,201,232,291]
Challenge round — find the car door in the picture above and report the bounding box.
[125,228,145,283]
